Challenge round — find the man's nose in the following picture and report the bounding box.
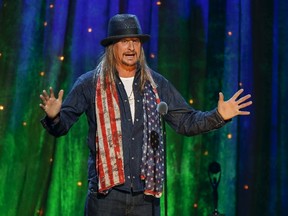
[127,41,135,50]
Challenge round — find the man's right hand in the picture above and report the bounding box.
[39,87,64,119]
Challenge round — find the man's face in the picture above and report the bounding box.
[113,37,141,70]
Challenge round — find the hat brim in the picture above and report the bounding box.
[100,34,150,47]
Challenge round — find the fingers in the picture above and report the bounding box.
[238,110,251,115]
[236,89,252,115]
[231,89,244,100]
[238,101,253,109]
[39,103,46,111]
[40,88,52,102]
[39,94,45,102]
[39,90,48,110]
[232,89,253,107]
[58,89,64,101]
[41,90,49,99]
[40,87,55,99]
[39,87,64,106]
[49,87,55,98]
[237,94,251,104]
[40,90,48,105]
[218,92,224,102]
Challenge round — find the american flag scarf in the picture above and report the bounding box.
[140,83,164,198]
[95,71,164,197]
[95,73,125,194]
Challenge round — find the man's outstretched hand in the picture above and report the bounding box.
[39,87,64,119]
[217,89,252,120]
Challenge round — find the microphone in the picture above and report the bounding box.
[157,101,168,115]
[209,161,221,174]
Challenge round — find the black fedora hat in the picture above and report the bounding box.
[101,14,150,47]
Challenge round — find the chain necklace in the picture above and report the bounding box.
[119,76,134,101]
[128,89,134,101]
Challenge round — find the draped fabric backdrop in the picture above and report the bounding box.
[0,0,287,215]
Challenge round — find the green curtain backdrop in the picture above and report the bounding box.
[0,0,287,216]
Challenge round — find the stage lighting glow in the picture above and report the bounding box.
[227,133,232,139]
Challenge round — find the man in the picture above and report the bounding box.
[40,14,252,216]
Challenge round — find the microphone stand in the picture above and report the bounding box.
[156,102,168,216]
[162,117,167,216]
[208,162,225,216]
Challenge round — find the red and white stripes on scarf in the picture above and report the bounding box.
[95,74,125,193]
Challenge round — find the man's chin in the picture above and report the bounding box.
[122,61,138,67]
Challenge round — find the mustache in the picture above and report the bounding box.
[123,52,136,55]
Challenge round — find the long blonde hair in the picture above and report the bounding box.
[95,45,156,91]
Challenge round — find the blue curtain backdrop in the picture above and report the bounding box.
[0,0,287,215]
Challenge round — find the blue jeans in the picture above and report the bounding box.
[84,188,160,216]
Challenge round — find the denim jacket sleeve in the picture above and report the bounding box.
[153,71,228,136]
[40,71,96,137]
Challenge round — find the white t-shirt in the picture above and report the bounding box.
[120,76,135,123]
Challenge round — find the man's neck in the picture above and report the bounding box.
[116,65,136,78]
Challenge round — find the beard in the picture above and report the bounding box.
[121,53,139,67]
[121,59,138,67]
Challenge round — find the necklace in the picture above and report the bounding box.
[128,90,134,101]
[119,76,134,101]
[120,77,135,123]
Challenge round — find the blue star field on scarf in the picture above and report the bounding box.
[140,83,165,198]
